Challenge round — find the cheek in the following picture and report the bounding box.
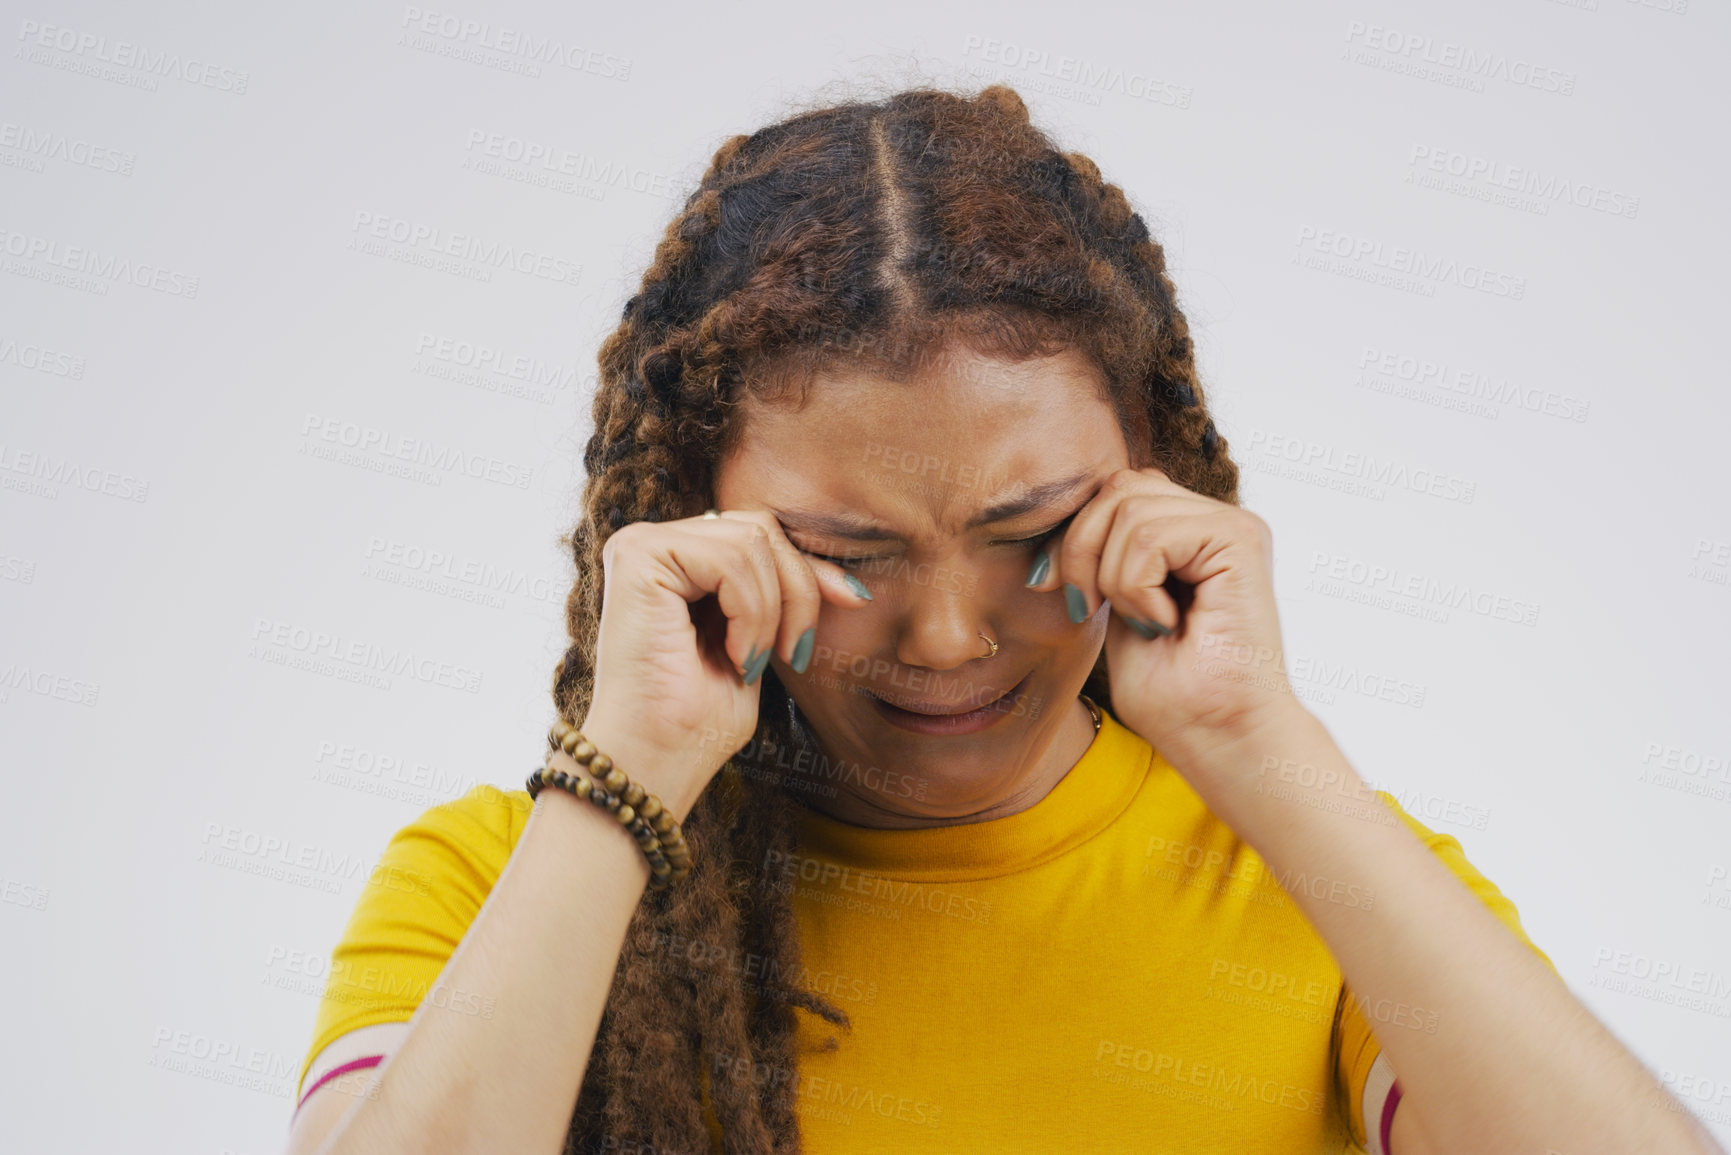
[803,605,878,682]
[1005,587,1077,640]
[812,576,1079,652]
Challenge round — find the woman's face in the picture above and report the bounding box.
[714,341,1133,819]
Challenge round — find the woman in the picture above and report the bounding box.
[283,85,1722,1154]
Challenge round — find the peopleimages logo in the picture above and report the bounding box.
[248,616,485,694]
[461,131,677,200]
[16,20,251,93]
[0,333,87,379]
[1293,225,1526,300]
[1356,346,1591,424]
[398,7,631,80]
[0,443,149,502]
[0,227,200,298]
[1407,146,1639,220]
[0,120,135,175]
[1341,21,1576,95]
[960,35,1192,108]
[299,414,534,489]
[349,211,581,287]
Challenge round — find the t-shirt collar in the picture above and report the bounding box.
[791,706,1152,882]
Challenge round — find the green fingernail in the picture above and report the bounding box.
[1064,583,1089,624]
[740,643,759,679]
[744,646,772,685]
[843,572,873,601]
[1128,616,1173,639]
[791,627,815,674]
[1025,550,1050,588]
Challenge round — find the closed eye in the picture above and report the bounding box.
[803,525,1065,569]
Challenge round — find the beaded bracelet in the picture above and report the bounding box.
[526,720,692,889]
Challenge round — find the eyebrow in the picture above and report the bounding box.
[772,472,1094,543]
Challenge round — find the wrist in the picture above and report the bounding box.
[533,786,654,887]
[1159,704,1321,778]
[1160,707,1349,836]
[575,714,715,824]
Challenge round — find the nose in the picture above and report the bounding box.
[890,569,992,673]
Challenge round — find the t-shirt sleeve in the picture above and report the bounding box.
[1333,790,1560,1155]
[294,784,534,1099]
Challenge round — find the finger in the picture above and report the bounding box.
[1096,496,1184,638]
[713,510,835,677]
[1046,471,1209,626]
[659,520,781,680]
[1100,502,1247,640]
[1041,474,1131,626]
[1021,495,1100,597]
[722,512,875,610]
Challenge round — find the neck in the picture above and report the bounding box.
[788,695,1100,831]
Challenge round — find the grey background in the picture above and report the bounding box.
[1,0,1727,1151]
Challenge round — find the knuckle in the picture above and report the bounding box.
[600,523,636,563]
[1102,470,1140,496]
[1238,510,1273,547]
[748,524,778,567]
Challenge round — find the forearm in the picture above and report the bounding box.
[1164,712,1719,1155]
[318,786,652,1155]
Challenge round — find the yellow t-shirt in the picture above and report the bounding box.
[297,708,1556,1153]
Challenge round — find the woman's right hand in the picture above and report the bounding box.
[569,509,872,822]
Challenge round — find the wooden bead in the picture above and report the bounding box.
[534,731,693,887]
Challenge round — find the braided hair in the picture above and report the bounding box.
[553,83,1242,1154]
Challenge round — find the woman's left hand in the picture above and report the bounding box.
[1029,466,1311,792]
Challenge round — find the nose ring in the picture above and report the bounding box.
[979,632,998,659]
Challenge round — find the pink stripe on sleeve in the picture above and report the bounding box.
[294,1054,385,1118]
[1379,1079,1404,1155]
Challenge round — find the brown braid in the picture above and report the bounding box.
[551,83,1242,1154]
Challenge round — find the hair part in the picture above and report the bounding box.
[554,81,1240,1154]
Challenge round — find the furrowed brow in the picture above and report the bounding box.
[773,473,1091,542]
